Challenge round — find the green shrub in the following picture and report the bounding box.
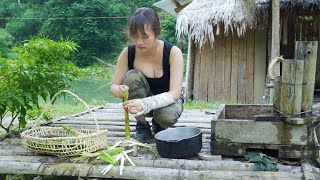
[0,36,81,132]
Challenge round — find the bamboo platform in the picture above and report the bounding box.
[0,103,317,179]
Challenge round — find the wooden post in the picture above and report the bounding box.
[269,0,281,103]
[295,41,318,112]
[185,38,196,101]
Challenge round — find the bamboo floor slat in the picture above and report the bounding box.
[0,103,314,179]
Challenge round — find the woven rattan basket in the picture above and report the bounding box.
[21,90,108,157]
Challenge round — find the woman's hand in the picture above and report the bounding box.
[123,99,143,115]
[111,84,129,98]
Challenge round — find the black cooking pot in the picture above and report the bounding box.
[154,127,202,159]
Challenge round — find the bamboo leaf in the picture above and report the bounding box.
[100,151,118,165]
[103,147,125,156]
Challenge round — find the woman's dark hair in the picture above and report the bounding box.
[129,7,161,38]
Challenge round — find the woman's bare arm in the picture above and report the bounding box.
[110,48,129,98]
[168,46,184,101]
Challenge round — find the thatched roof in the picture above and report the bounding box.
[176,0,256,47]
[257,0,320,16]
[176,0,320,47]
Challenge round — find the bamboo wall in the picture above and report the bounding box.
[192,30,260,104]
[190,15,320,104]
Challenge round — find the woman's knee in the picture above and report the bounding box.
[123,69,150,99]
[153,113,178,128]
[123,69,144,86]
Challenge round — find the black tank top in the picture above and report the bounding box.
[128,41,174,95]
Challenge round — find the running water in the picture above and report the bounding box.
[261,88,270,109]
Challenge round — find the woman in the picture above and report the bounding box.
[110,7,184,143]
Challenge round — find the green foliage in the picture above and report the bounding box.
[26,105,52,121]
[0,0,167,67]
[40,0,130,66]
[126,0,159,12]
[0,29,13,58]
[160,15,188,53]
[5,9,43,43]
[0,36,81,132]
[160,15,178,44]
[184,100,220,110]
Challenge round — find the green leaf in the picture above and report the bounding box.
[15,97,25,106]
[103,147,125,156]
[25,93,33,100]
[24,71,32,80]
[0,104,6,115]
[19,115,27,128]
[40,91,48,101]
[99,152,119,165]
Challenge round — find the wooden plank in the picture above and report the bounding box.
[224,104,273,119]
[254,29,267,103]
[282,15,288,45]
[301,20,307,41]
[199,42,211,101]
[193,47,201,100]
[224,35,232,102]
[238,35,247,103]
[246,30,254,103]
[214,35,225,102]
[296,20,302,41]
[207,40,216,102]
[231,35,239,103]
[213,120,308,145]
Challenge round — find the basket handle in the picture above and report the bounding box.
[33,90,100,131]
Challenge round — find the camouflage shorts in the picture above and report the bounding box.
[123,69,184,128]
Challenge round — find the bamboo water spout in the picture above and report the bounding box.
[267,41,318,116]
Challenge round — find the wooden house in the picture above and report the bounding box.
[159,0,320,103]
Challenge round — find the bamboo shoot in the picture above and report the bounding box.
[123,89,130,139]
